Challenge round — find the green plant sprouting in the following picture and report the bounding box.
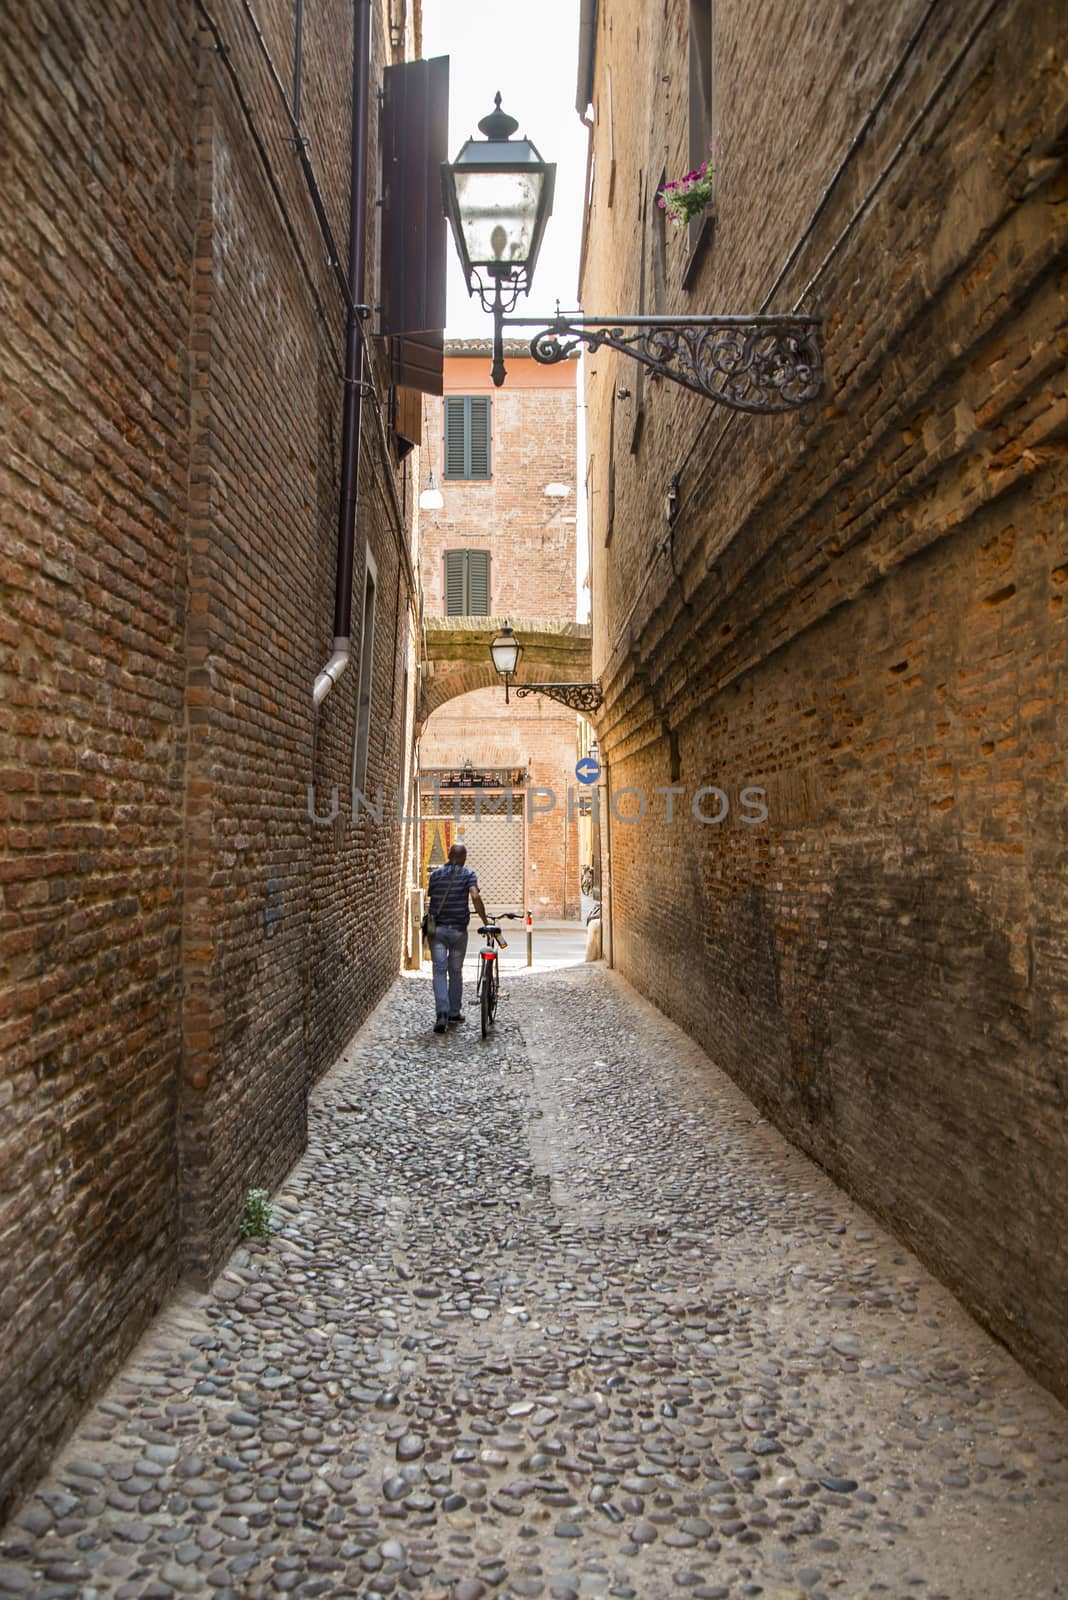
[241,1187,272,1241]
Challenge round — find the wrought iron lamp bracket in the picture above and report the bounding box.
[497,312,823,414]
[478,270,531,385]
[472,266,527,317]
[514,682,604,713]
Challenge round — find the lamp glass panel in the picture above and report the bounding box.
[453,168,544,267]
[491,639,520,675]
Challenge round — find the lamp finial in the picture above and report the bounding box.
[478,93,519,141]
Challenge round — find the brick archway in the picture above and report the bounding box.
[418,617,594,727]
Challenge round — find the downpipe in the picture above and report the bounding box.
[312,0,371,708]
[313,637,351,706]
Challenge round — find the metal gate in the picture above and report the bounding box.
[421,793,525,914]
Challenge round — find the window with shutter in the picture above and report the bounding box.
[380,58,449,344]
[443,551,491,617]
[684,0,716,279]
[468,398,491,478]
[444,551,466,615]
[689,0,714,173]
[442,396,492,478]
[467,551,490,615]
[444,398,467,477]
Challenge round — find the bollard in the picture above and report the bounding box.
[407,887,424,971]
[526,908,533,967]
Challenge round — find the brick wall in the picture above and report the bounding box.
[0,0,420,1517]
[583,0,1068,1396]
[0,0,196,1518]
[420,351,579,620]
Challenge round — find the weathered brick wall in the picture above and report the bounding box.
[0,0,419,1516]
[176,0,420,1274]
[420,350,579,620]
[420,687,581,919]
[0,0,196,1516]
[584,0,1068,1395]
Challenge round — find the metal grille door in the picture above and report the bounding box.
[464,812,524,912]
[422,794,524,914]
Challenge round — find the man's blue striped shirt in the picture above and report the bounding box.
[427,863,478,928]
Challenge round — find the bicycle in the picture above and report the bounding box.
[474,913,521,1038]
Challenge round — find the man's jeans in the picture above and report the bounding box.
[431,924,468,1017]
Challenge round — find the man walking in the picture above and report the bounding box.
[427,841,488,1034]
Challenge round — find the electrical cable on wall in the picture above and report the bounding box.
[193,0,420,627]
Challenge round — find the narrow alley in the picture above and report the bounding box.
[3,963,1065,1600]
[4,0,1067,1593]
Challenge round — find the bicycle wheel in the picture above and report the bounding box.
[479,960,492,1036]
[480,959,493,1037]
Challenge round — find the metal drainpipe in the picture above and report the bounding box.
[292,0,304,127]
[314,0,372,708]
[602,757,613,969]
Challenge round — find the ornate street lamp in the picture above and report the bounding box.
[489,623,522,703]
[443,94,824,411]
[487,623,603,713]
[441,94,555,386]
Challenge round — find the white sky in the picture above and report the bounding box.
[421,0,588,338]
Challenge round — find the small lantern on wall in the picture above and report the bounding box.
[489,623,522,703]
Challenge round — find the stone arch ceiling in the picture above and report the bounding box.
[418,618,593,725]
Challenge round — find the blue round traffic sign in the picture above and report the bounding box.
[575,757,601,785]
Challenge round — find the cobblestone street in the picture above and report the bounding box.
[3,964,1066,1600]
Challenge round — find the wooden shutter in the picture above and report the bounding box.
[444,398,467,478]
[390,332,444,398]
[443,551,490,615]
[444,551,466,615]
[443,397,492,477]
[380,57,449,337]
[393,386,422,456]
[467,551,490,616]
[689,1,713,169]
[468,397,491,478]
[381,58,448,398]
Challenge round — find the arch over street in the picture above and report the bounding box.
[418,617,594,726]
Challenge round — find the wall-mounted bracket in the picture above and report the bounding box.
[514,682,604,713]
[494,311,823,413]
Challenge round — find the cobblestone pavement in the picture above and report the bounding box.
[3,964,1067,1600]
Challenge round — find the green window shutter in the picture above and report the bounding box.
[443,551,490,616]
[442,396,492,478]
[468,397,491,478]
[467,551,490,615]
[444,398,467,477]
[444,550,466,615]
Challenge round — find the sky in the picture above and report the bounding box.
[421,0,588,339]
